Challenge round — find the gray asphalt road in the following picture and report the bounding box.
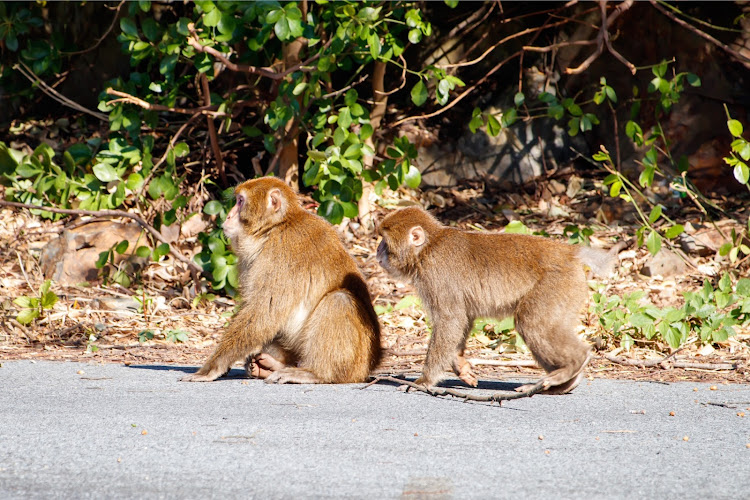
[0,360,748,499]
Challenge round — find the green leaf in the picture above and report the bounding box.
[728,119,743,138]
[159,53,178,76]
[338,107,352,130]
[648,204,663,224]
[646,230,661,256]
[733,162,749,184]
[120,18,138,37]
[368,32,381,59]
[203,200,223,215]
[408,28,422,44]
[664,224,684,239]
[136,246,151,258]
[513,92,525,107]
[115,240,129,254]
[203,7,221,27]
[404,165,421,189]
[736,278,750,297]
[411,80,428,106]
[173,142,190,158]
[93,163,120,182]
[13,296,35,309]
[40,290,58,309]
[719,272,732,292]
[318,200,344,224]
[686,73,701,87]
[16,308,39,325]
[395,295,421,310]
[486,114,501,137]
[292,82,307,96]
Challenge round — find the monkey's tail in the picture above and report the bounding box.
[577,241,626,278]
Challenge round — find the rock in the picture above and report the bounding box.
[639,250,688,278]
[39,222,151,285]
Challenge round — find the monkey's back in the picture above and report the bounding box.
[417,228,587,318]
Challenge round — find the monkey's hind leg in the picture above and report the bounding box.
[279,288,377,384]
[452,351,478,387]
[513,286,591,395]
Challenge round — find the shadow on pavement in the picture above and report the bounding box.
[126,364,248,379]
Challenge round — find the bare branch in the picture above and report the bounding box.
[565,0,636,75]
[649,0,750,65]
[105,88,225,117]
[186,23,332,80]
[63,0,126,56]
[14,63,108,121]
[199,74,227,187]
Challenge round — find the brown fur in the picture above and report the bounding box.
[182,177,381,384]
[377,206,613,394]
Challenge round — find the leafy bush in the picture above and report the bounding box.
[592,274,750,350]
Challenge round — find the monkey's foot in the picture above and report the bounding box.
[245,353,286,379]
[181,371,220,382]
[457,367,478,387]
[540,371,585,395]
[265,367,323,384]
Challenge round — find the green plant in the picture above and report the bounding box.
[13,279,59,325]
[591,273,750,350]
[374,294,421,316]
[723,108,750,188]
[165,329,189,343]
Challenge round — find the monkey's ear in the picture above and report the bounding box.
[409,226,426,247]
[267,188,283,213]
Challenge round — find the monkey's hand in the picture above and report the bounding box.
[180,369,224,382]
[458,370,478,388]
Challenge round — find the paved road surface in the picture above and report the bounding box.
[0,360,748,499]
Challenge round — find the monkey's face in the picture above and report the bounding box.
[222,190,245,241]
[222,178,291,245]
[376,228,426,280]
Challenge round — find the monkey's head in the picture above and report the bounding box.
[223,177,297,245]
[377,206,441,278]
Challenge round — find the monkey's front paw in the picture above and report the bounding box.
[459,372,478,387]
[180,372,218,382]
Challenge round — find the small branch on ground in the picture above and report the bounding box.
[599,347,737,371]
[367,375,545,404]
[468,359,539,367]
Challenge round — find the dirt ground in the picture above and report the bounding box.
[1,183,749,387]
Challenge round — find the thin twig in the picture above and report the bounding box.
[64,0,126,56]
[600,346,685,368]
[565,0,636,75]
[369,375,546,404]
[0,200,205,281]
[199,73,227,187]
[186,23,332,79]
[649,0,750,65]
[468,359,539,367]
[390,51,521,128]
[14,63,108,121]
[105,88,225,117]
